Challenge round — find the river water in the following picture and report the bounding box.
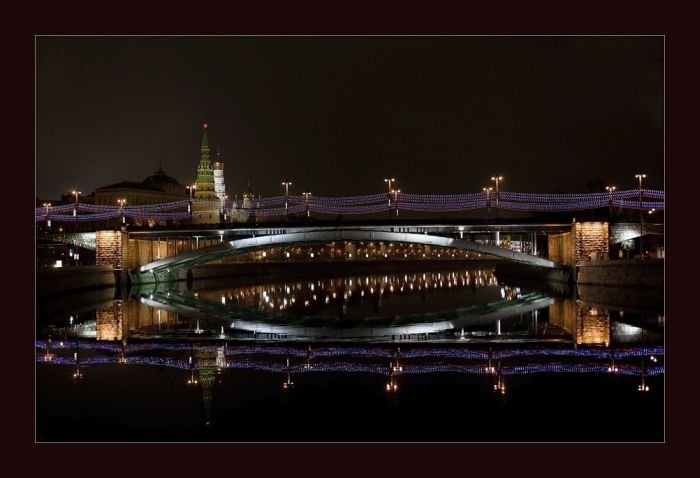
[36,265,664,441]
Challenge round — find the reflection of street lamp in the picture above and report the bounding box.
[72,351,83,380]
[638,356,650,392]
[635,173,646,256]
[492,361,505,396]
[282,354,294,390]
[187,369,199,385]
[482,187,493,218]
[386,349,401,392]
[490,175,503,218]
[605,185,616,217]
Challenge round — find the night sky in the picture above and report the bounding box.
[36,36,663,200]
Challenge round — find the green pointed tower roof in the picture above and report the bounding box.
[200,122,209,151]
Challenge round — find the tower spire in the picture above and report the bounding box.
[201,122,209,151]
[194,122,216,201]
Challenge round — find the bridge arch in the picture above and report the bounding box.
[131,229,563,283]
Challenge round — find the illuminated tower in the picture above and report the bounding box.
[193,123,219,224]
[213,148,226,202]
[242,180,254,209]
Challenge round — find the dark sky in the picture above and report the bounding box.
[36,36,663,200]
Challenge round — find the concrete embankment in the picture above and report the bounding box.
[37,266,121,323]
[37,265,118,299]
[576,259,663,287]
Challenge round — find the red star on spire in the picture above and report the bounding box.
[203,122,208,129]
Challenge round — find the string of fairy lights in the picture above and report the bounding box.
[35,189,665,223]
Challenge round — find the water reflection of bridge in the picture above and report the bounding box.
[37,339,663,426]
[36,341,664,384]
[77,287,663,346]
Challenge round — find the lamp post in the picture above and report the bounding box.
[391,189,401,216]
[117,198,126,225]
[635,173,647,257]
[482,187,493,218]
[71,190,81,218]
[186,184,196,215]
[605,185,616,218]
[384,178,396,218]
[43,202,51,228]
[490,175,503,218]
[302,191,312,218]
[282,180,293,217]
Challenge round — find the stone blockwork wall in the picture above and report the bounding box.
[548,299,577,334]
[548,232,574,266]
[547,299,611,345]
[124,238,154,271]
[576,302,610,346]
[96,300,124,341]
[548,222,609,266]
[95,230,126,268]
[574,221,609,264]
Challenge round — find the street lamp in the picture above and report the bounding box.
[186,184,196,215]
[222,194,228,221]
[490,175,503,218]
[117,198,126,225]
[302,191,312,218]
[43,202,52,228]
[282,180,293,216]
[391,189,401,216]
[71,190,81,218]
[635,173,647,256]
[605,185,616,217]
[482,187,493,218]
[384,178,396,217]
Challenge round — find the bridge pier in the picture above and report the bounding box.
[547,221,609,268]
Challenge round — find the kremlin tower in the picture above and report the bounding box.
[192,123,221,224]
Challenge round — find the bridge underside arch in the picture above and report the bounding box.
[131,230,563,283]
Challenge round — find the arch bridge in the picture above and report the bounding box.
[130,228,563,284]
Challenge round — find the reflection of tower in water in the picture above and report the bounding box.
[186,345,220,426]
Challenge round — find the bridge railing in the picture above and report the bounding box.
[35,189,665,223]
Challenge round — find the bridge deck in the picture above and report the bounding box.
[132,229,564,283]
